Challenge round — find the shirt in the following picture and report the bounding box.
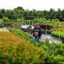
[32,27,41,38]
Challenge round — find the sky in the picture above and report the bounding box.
[0,0,64,10]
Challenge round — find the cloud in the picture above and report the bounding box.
[0,0,64,10]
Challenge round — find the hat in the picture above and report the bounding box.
[36,22,40,28]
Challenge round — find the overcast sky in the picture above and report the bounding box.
[0,0,64,10]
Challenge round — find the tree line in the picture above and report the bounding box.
[0,7,64,21]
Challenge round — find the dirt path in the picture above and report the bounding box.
[41,34,62,43]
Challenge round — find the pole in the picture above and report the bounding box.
[46,21,47,34]
[59,22,60,39]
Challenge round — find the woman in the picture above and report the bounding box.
[32,23,42,42]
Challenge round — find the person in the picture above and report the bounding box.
[32,22,42,42]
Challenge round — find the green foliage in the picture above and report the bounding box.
[51,28,64,31]
[33,17,46,23]
[2,17,16,25]
[2,16,9,21]
[17,17,25,22]
[8,27,64,64]
[51,31,64,39]
[0,7,64,21]
[39,41,64,64]
[8,27,33,41]
[0,19,3,24]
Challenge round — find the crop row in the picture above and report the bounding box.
[51,31,64,39]
[0,31,47,64]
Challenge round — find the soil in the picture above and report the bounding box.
[11,23,21,29]
[40,24,51,30]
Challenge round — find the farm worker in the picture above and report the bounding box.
[32,22,42,42]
